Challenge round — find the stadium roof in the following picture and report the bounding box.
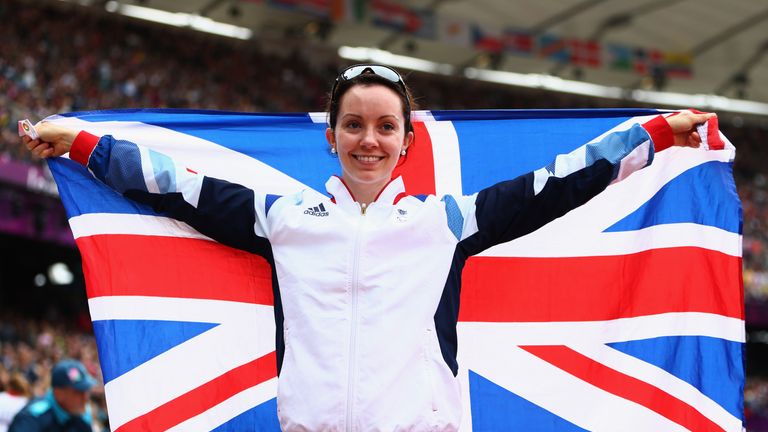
[75,0,768,114]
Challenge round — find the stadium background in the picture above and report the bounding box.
[1,0,767,430]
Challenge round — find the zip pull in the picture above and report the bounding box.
[360,202,367,215]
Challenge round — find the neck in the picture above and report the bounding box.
[344,177,390,207]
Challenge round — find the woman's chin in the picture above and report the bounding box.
[343,172,391,188]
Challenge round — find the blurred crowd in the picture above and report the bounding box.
[0,0,618,163]
[735,124,768,305]
[2,0,767,303]
[748,376,768,430]
[0,312,107,431]
[0,0,767,429]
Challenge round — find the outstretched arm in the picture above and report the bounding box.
[23,122,271,253]
[454,111,714,255]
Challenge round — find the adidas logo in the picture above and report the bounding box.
[304,203,329,217]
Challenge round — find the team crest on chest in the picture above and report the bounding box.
[396,208,408,222]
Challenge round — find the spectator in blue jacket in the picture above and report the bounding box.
[8,359,95,432]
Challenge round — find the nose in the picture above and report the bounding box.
[360,125,378,149]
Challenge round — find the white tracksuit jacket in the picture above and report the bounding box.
[69,116,672,431]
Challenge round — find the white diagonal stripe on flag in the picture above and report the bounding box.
[458,345,689,432]
[457,313,745,346]
[69,213,211,240]
[533,145,734,236]
[568,342,742,431]
[424,119,463,197]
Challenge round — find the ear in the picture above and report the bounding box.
[402,130,414,151]
[325,127,335,150]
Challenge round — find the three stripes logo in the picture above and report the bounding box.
[304,203,329,217]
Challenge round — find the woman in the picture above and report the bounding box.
[23,64,713,431]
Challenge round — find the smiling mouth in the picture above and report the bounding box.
[352,155,385,163]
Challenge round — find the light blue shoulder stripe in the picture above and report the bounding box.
[149,148,177,193]
[442,195,464,241]
[584,123,649,166]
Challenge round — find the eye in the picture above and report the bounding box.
[344,120,361,129]
[381,123,396,131]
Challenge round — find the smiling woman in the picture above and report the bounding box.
[325,65,415,207]
[327,84,413,205]
[20,64,714,431]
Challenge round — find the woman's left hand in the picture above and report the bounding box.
[667,110,716,148]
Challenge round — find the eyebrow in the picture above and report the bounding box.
[340,113,401,121]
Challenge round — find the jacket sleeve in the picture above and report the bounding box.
[452,116,674,255]
[69,131,272,253]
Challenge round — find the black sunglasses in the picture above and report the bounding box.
[331,64,410,110]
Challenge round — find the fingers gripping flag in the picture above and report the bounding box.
[46,108,743,431]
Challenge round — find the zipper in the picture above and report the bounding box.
[346,203,367,431]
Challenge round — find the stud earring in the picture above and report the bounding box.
[330,147,337,155]
[400,149,407,156]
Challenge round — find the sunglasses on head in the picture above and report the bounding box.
[331,64,410,111]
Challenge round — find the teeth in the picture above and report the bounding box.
[355,155,382,162]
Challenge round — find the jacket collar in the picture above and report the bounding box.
[46,389,92,425]
[325,176,405,212]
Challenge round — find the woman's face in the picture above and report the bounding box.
[326,84,413,193]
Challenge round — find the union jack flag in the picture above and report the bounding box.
[46,108,744,431]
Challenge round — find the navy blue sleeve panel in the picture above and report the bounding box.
[433,245,473,377]
[465,158,614,256]
[123,179,269,255]
[86,134,268,255]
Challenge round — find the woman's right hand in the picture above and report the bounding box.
[22,122,79,159]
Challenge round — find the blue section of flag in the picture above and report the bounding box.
[469,370,589,431]
[48,158,159,218]
[605,161,742,233]
[151,118,335,194]
[608,336,744,420]
[57,108,311,124]
[211,398,280,431]
[428,108,664,122]
[92,319,219,384]
[453,116,629,193]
